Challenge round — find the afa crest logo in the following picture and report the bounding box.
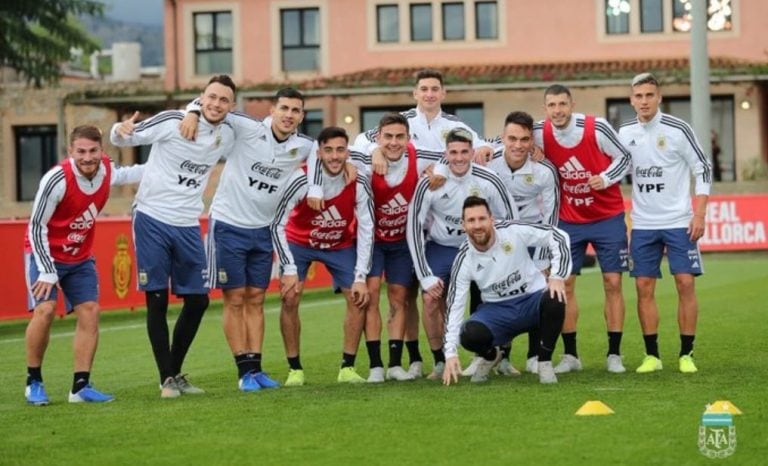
[502,241,513,254]
[698,412,736,458]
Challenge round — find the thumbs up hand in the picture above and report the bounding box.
[116,111,140,138]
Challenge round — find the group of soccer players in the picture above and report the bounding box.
[23,69,711,405]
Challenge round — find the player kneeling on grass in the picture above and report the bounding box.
[24,125,144,405]
[272,126,374,386]
[442,196,572,386]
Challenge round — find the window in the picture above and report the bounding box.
[360,104,485,140]
[640,0,663,32]
[673,0,732,32]
[300,110,324,139]
[410,4,432,41]
[442,3,465,40]
[281,8,320,72]
[605,0,630,34]
[15,125,58,202]
[475,1,498,39]
[377,5,399,43]
[606,96,735,181]
[360,106,411,134]
[194,12,233,74]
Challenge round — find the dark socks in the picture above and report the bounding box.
[608,331,623,356]
[387,339,404,368]
[341,352,356,368]
[539,293,566,362]
[680,334,695,357]
[287,356,302,370]
[500,343,511,360]
[562,332,578,358]
[643,334,659,357]
[527,328,540,359]
[405,340,422,363]
[72,371,90,393]
[366,340,383,368]
[146,289,173,381]
[27,367,42,385]
[431,349,445,364]
[170,294,209,374]
[235,353,262,378]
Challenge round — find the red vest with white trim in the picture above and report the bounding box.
[543,116,624,223]
[286,180,357,250]
[371,143,419,242]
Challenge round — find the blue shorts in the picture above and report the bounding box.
[425,241,459,289]
[25,254,98,313]
[288,243,356,289]
[369,239,415,287]
[207,219,273,289]
[464,291,543,346]
[630,228,704,278]
[132,210,208,294]
[559,213,628,274]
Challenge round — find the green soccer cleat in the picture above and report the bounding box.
[284,369,305,387]
[635,355,663,373]
[337,367,366,384]
[679,354,698,373]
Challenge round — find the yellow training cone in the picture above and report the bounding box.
[575,400,615,416]
[705,400,743,415]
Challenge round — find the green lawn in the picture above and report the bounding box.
[0,253,765,465]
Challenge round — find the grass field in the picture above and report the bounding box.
[0,252,765,465]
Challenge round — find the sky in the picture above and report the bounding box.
[99,0,164,26]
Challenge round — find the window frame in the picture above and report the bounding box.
[376,4,400,43]
[280,7,321,72]
[193,11,233,74]
[441,2,465,41]
[410,3,433,42]
[14,125,58,202]
[475,1,499,40]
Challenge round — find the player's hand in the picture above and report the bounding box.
[473,147,492,165]
[116,111,140,138]
[307,196,324,211]
[587,175,606,190]
[371,147,387,176]
[530,145,546,162]
[424,280,444,300]
[31,280,55,301]
[688,214,706,242]
[280,274,300,299]
[351,282,370,309]
[344,162,358,186]
[442,357,461,386]
[180,112,200,141]
[427,172,446,191]
[547,278,566,303]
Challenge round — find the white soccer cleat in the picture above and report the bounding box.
[537,361,558,384]
[461,356,485,377]
[553,354,582,374]
[494,358,521,376]
[407,361,423,379]
[367,367,385,383]
[426,362,445,380]
[606,354,627,373]
[386,366,416,381]
[525,356,539,374]
[471,349,502,383]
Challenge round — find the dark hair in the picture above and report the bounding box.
[544,84,571,99]
[317,126,349,145]
[445,127,473,146]
[378,113,410,133]
[206,74,237,95]
[70,125,103,145]
[462,195,490,218]
[415,69,444,86]
[275,87,305,106]
[631,72,660,88]
[504,111,534,132]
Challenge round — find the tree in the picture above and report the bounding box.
[0,1,105,87]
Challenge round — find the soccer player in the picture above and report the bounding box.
[349,113,444,383]
[463,111,560,377]
[110,75,236,398]
[272,127,374,386]
[619,72,712,373]
[536,84,632,374]
[407,128,518,380]
[442,196,571,386]
[180,88,313,391]
[24,125,143,405]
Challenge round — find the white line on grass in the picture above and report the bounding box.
[0,296,346,345]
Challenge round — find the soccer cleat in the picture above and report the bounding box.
[25,381,50,406]
[426,362,445,380]
[526,356,539,374]
[635,355,663,373]
[367,367,385,383]
[471,349,502,383]
[537,361,558,384]
[252,371,280,388]
[386,366,416,381]
[284,369,305,387]
[238,373,262,392]
[461,356,484,377]
[174,373,205,394]
[407,361,423,378]
[606,354,627,373]
[495,358,521,376]
[553,354,583,374]
[337,367,366,384]
[160,377,181,398]
[679,354,698,373]
[68,384,114,403]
